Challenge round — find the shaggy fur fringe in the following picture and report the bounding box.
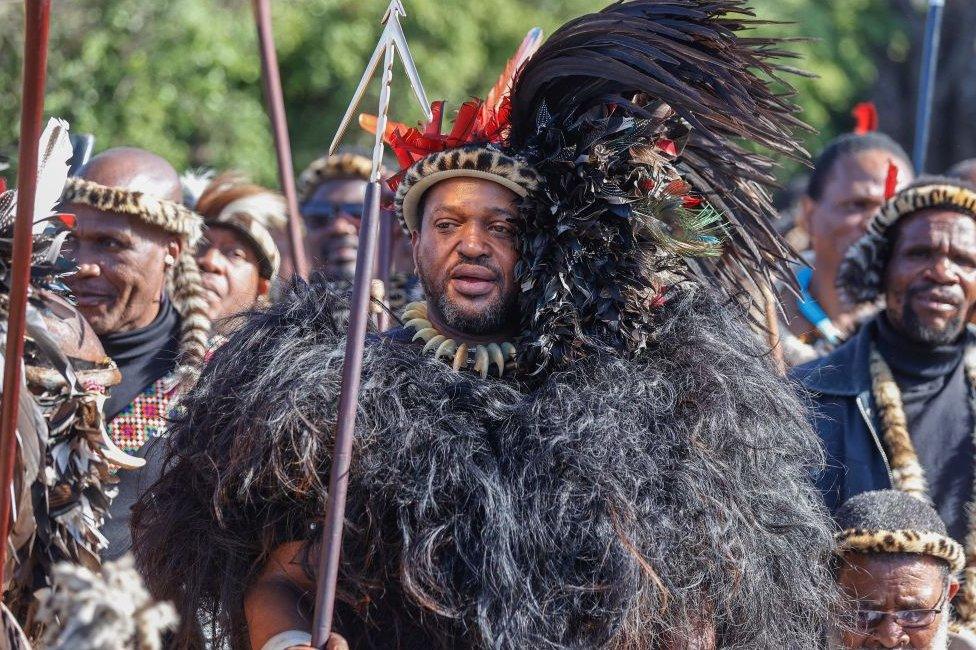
[133,281,837,649]
[170,250,210,382]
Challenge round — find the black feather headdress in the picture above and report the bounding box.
[508,0,810,374]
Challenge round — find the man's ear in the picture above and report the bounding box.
[949,578,961,601]
[410,229,420,273]
[167,238,183,262]
[798,196,815,243]
[257,277,271,298]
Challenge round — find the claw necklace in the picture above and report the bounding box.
[401,301,516,379]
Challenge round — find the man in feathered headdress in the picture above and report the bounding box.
[0,121,153,643]
[133,2,837,648]
[778,131,914,366]
[59,147,211,562]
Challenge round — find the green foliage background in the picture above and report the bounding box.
[0,0,903,185]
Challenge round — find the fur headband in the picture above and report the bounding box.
[394,144,539,234]
[205,208,280,280]
[62,177,204,247]
[61,177,210,382]
[838,182,976,304]
[296,152,373,205]
[835,528,965,574]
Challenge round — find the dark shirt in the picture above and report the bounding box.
[101,296,180,420]
[99,296,181,560]
[874,315,974,542]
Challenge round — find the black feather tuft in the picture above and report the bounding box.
[507,0,809,374]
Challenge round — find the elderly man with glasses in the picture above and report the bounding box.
[832,490,976,649]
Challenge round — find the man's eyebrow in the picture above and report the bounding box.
[430,205,517,219]
[77,226,134,241]
[429,205,461,217]
[487,206,517,219]
[894,596,928,609]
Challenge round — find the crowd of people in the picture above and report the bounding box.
[4,0,976,648]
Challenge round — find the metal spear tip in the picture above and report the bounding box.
[382,0,407,24]
[328,0,432,154]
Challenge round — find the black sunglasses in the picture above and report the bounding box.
[301,201,364,228]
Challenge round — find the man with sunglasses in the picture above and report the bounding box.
[832,490,975,649]
[296,152,415,287]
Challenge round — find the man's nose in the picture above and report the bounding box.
[457,226,490,258]
[927,255,959,284]
[327,215,359,236]
[871,617,910,648]
[197,247,225,274]
[74,262,101,279]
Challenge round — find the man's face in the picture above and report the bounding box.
[835,554,956,649]
[196,224,268,322]
[411,177,520,337]
[885,209,976,345]
[803,150,913,282]
[302,179,367,279]
[66,204,177,335]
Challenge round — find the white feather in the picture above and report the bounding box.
[179,168,215,209]
[32,117,72,233]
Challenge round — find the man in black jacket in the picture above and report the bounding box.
[795,176,976,626]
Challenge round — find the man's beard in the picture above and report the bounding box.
[418,258,517,336]
[899,287,967,346]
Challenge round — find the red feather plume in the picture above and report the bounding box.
[884,160,899,200]
[851,102,878,135]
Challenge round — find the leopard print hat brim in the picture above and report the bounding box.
[835,527,965,574]
[838,182,976,305]
[394,144,540,234]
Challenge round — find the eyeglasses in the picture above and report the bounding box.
[301,201,364,228]
[853,584,949,631]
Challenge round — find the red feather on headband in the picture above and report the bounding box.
[884,160,899,200]
[852,102,878,135]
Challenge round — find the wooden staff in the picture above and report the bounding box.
[0,0,52,591]
[761,282,786,376]
[310,2,430,644]
[251,0,310,279]
[912,0,945,174]
[375,207,394,331]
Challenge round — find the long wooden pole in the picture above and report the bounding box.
[912,0,945,174]
[251,0,310,279]
[310,36,396,650]
[0,0,51,592]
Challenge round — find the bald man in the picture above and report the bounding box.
[61,147,210,561]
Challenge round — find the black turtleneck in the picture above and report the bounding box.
[101,296,180,421]
[875,315,974,542]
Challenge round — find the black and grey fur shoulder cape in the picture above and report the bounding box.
[133,281,836,649]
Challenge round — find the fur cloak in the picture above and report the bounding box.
[133,281,836,649]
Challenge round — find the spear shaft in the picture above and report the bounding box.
[251,0,310,279]
[310,3,430,643]
[310,43,394,647]
[912,0,945,174]
[0,0,51,592]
